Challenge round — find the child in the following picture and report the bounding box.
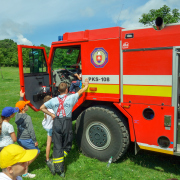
[0,107,19,151]
[0,144,38,180]
[15,90,40,178]
[69,62,82,94]
[42,95,55,172]
[69,73,82,93]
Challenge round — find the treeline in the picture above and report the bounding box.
[53,48,79,69]
[0,39,50,67]
[0,39,79,69]
[0,39,18,66]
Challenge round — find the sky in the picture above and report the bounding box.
[0,0,179,47]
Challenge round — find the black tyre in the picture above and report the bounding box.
[75,106,130,162]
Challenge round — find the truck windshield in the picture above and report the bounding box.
[52,46,80,70]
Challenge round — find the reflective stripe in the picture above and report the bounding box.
[123,85,172,97]
[123,75,172,86]
[53,160,64,163]
[64,151,68,157]
[137,142,173,155]
[53,157,64,163]
[56,96,67,117]
[85,84,119,94]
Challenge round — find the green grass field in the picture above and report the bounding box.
[0,67,180,180]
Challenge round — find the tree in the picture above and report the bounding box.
[40,44,50,58]
[0,39,19,67]
[0,51,4,79]
[139,5,180,27]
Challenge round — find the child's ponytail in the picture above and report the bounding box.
[0,116,5,135]
[43,95,52,119]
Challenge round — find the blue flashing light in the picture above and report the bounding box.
[58,36,63,41]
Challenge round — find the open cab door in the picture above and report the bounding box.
[17,45,51,111]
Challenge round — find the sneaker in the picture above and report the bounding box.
[46,160,55,175]
[60,172,65,178]
[22,173,36,178]
[57,172,65,178]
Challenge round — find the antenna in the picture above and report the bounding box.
[116,2,124,26]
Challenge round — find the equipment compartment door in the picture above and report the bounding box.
[176,49,180,148]
[17,45,51,111]
[171,47,180,153]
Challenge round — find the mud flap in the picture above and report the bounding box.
[135,141,140,155]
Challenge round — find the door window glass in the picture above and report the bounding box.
[22,48,47,74]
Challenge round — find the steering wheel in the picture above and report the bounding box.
[64,67,76,76]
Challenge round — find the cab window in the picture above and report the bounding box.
[52,46,80,70]
[22,48,47,74]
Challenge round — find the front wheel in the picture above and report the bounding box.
[75,106,130,162]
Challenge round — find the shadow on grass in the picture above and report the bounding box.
[64,123,80,171]
[64,139,80,170]
[2,78,14,81]
[28,124,80,173]
[28,143,47,172]
[116,142,180,175]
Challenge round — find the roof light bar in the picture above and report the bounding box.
[58,36,63,41]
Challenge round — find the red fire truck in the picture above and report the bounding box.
[17,18,180,162]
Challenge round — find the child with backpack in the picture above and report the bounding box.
[15,90,40,178]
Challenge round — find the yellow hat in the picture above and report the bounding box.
[0,144,38,169]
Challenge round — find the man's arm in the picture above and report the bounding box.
[40,104,56,119]
[77,78,89,96]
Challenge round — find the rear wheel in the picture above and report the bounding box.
[75,106,130,162]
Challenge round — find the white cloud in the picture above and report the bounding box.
[0,19,32,45]
[0,0,124,26]
[0,0,98,26]
[112,0,180,29]
[16,34,33,45]
[167,0,179,5]
[0,0,179,45]
[80,7,94,17]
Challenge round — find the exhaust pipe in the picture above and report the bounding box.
[155,17,164,30]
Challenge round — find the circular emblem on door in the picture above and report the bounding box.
[91,47,108,68]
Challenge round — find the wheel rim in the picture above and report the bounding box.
[86,122,111,150]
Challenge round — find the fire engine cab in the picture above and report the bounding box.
[17,17,180,162]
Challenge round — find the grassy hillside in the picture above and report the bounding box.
[0,67,180,180]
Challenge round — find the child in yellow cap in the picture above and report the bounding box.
[15,91,40,178]
[0,144,38,180]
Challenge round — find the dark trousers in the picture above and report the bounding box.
[69,80,80,92]
[52,117,73,173]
